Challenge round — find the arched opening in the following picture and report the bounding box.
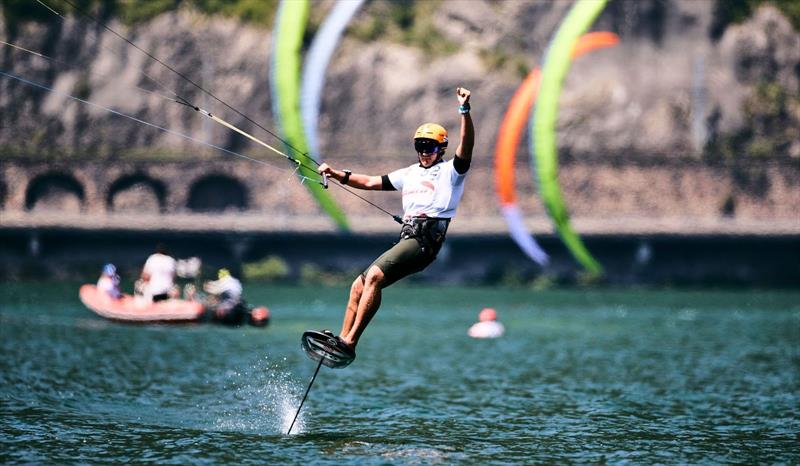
[25,172,85,212]
[187,174,248,212]
[107,174,167,213]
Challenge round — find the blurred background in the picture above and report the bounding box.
[0,0,798,287]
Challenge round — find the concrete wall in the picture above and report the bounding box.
[0,227,797,287]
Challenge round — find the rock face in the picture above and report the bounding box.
[0,0,798,230]
[1,11,274,157]
[1,0,797,160]
[712,6,800,158]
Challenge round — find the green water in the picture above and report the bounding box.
[1,283,798,464]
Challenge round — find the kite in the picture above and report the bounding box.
[533,0,609,275]
[301,0,366,162]
[271,0,350,230]
[494,32,619,266]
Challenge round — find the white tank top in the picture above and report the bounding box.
[387,158,467,219]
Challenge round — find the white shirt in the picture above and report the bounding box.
[468,321,505,339]
[142,253,176,295]
[203,276,243,301]
[387,158,467,219]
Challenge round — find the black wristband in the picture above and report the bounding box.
[341,169,352,185]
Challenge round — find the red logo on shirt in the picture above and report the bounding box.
[404,180,435,197]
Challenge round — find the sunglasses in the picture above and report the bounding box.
[414,138,441,154]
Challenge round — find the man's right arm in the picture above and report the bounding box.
[318,163,389,191]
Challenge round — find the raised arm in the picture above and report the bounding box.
[318,164,385,190]
[454,87,474,164]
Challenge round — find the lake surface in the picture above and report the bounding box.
[1,283,798,464]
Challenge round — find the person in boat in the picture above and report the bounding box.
[96,263,121,299]
[316,86,474,359]
[468,307,505,339]
[203,268,246,325]
[176,256,203,301]
[137,243,177,302]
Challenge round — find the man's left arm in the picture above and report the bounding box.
[454,87,473,174]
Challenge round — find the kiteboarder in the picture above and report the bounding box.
[316,86,474,362]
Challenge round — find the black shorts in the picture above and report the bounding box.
[366,237,436,288]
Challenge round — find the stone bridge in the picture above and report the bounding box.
[1,159,289,214]
[1,157,798,236]
[0,157,406,232]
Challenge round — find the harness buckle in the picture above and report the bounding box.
[400,216,450,256]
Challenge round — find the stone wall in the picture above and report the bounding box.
[1,157,797,235]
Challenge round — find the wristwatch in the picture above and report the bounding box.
[341,169,352,185]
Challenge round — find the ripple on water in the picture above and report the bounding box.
[1,286,798,464]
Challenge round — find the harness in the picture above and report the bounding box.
[400,216,450,256]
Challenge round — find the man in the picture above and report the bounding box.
[203,268,246,325]
[138,243,176,302]
[316,86,474,363]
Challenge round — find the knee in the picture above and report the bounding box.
[364,266,385,288]
[350,275,365,295]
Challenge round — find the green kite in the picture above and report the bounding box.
[532,0,606,275]
[271,0,349,230]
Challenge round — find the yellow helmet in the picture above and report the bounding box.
[413,123,448,148]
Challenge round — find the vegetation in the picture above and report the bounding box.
[1,0,279,34]
[1,0,458,55]
[706,80,800,160]
[348,0,459,56]
[711,0,800,38]
[298,263,351,286]
[5,0,796,48]
[242,255,289,282]
[478,48,531,79]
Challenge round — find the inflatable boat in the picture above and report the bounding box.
[79,284,205,323]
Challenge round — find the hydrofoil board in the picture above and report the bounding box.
[301,330,356,369]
